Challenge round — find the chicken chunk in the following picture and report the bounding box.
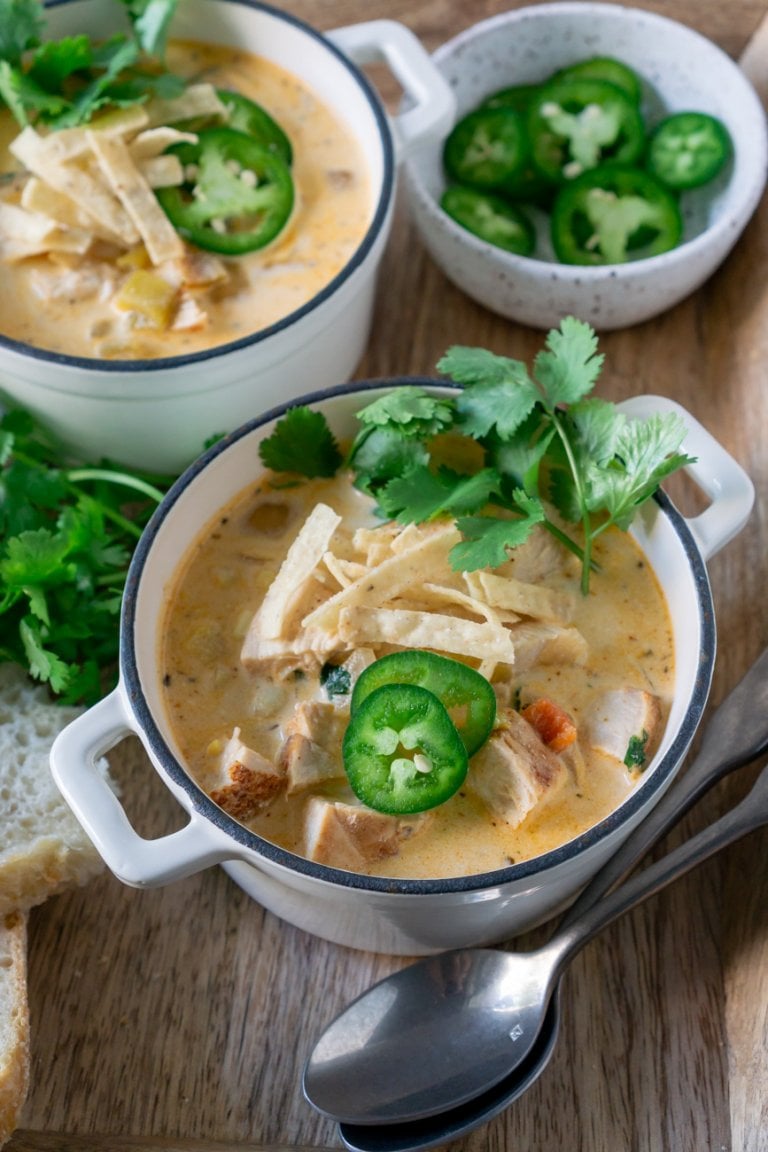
[279,734,346,794]
[208,727,285,821]
[584,688,662,770]
[468,709,569,828]
[303,798,403,871]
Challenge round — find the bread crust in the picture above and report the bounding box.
[0,911,29,1149]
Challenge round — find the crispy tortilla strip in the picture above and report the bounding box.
[10,128,139,244]
[420,581,503,625]
[338,605,516,663]
[22,107,150,165]
[129,127,198,159]
[87,130,184,264]
[322,552,368,589]
[351,523,400,566]
[0,201,92,260]
[465,570,574,623]
[303,522,461,633]
[242,503,342,654]
[137,154,184,187]
[145,83,227,127]
[20,176,121,243]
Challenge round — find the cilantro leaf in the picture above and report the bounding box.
[51,35,139,128]
[259,406,342,478]
[119,0,179,57]
[0,408,172,703]
[586,411,694,530]
[347,426,430,495]
[439,347,539,439]
[486,409,554,493]
[0,0,44,66]
[27,35,94,91]
[451,491,546,571]
[19,616,73,694]
[355,387,455,439]
[0,61,70,126]
[377,465,501,524]
[533,315,604,409]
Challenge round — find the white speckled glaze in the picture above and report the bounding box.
[402,2,768,331]
[0,0,455,472]
[50,382,754,956]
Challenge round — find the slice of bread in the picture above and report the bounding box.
[0,662,108,918]
[0,911,29,1148]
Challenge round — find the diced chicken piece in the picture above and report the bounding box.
[507,622,588,672]
[303,798,403,871]
[285,699,348,750]
[279,734,346,794]
[208,727,285,820]
[160,248,228,288]
[29,262,115,303]
[504,526,571,583]
[584,689,662,770]
[171,292,208,331]
[278,699,350,793]
[468,709,569,828]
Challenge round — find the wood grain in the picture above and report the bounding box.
[11,2,768,1150]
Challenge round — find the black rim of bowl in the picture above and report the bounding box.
[0,0,396,372]
[122,377,716,896]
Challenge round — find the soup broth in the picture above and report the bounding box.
[0,41,372,359]
[160,471,675,880]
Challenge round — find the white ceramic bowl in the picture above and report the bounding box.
[402,2,768,331]
[50,380,754,956]
[0,0,454,473]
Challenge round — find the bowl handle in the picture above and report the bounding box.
[327,19,455,157]
[618,394,755,561]
[50,688,238,887]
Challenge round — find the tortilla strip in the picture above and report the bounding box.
[242,503,342,652]
[129,127,198,159]
[465,570,574,624]
[23,106,151,165]
[322,552,368,589]
[145,83,227,128]
[137,154,184,188]
[302,522,461,633]
[338,605,516,663]
[420,582,504,626]
[0,201,92,260]
[86,131,184,264]
[10,128,139,244]
[20,176,122,243]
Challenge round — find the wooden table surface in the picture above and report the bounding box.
[10,2,768,1150]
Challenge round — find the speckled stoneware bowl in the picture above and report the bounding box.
[402,2,768,330]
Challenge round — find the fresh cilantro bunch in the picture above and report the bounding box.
[0,0,184,130]
[258,317,695,594]
[0,408,171,704]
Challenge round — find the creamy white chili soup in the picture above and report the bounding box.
[160,471,674,881]
[0,40,371,359]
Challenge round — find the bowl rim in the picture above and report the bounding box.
[120,375,716,896]
[0,0,396,372]
[404,0,768,284]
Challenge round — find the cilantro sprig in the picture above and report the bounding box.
[259,318,695,595]
[0,408,172,704]
[0,0,182,130]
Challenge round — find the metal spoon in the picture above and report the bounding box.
[331,758,768,1151]
[303,648,768,1131]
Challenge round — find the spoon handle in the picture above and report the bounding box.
[553,760,768,976]
[558,646,768,929]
